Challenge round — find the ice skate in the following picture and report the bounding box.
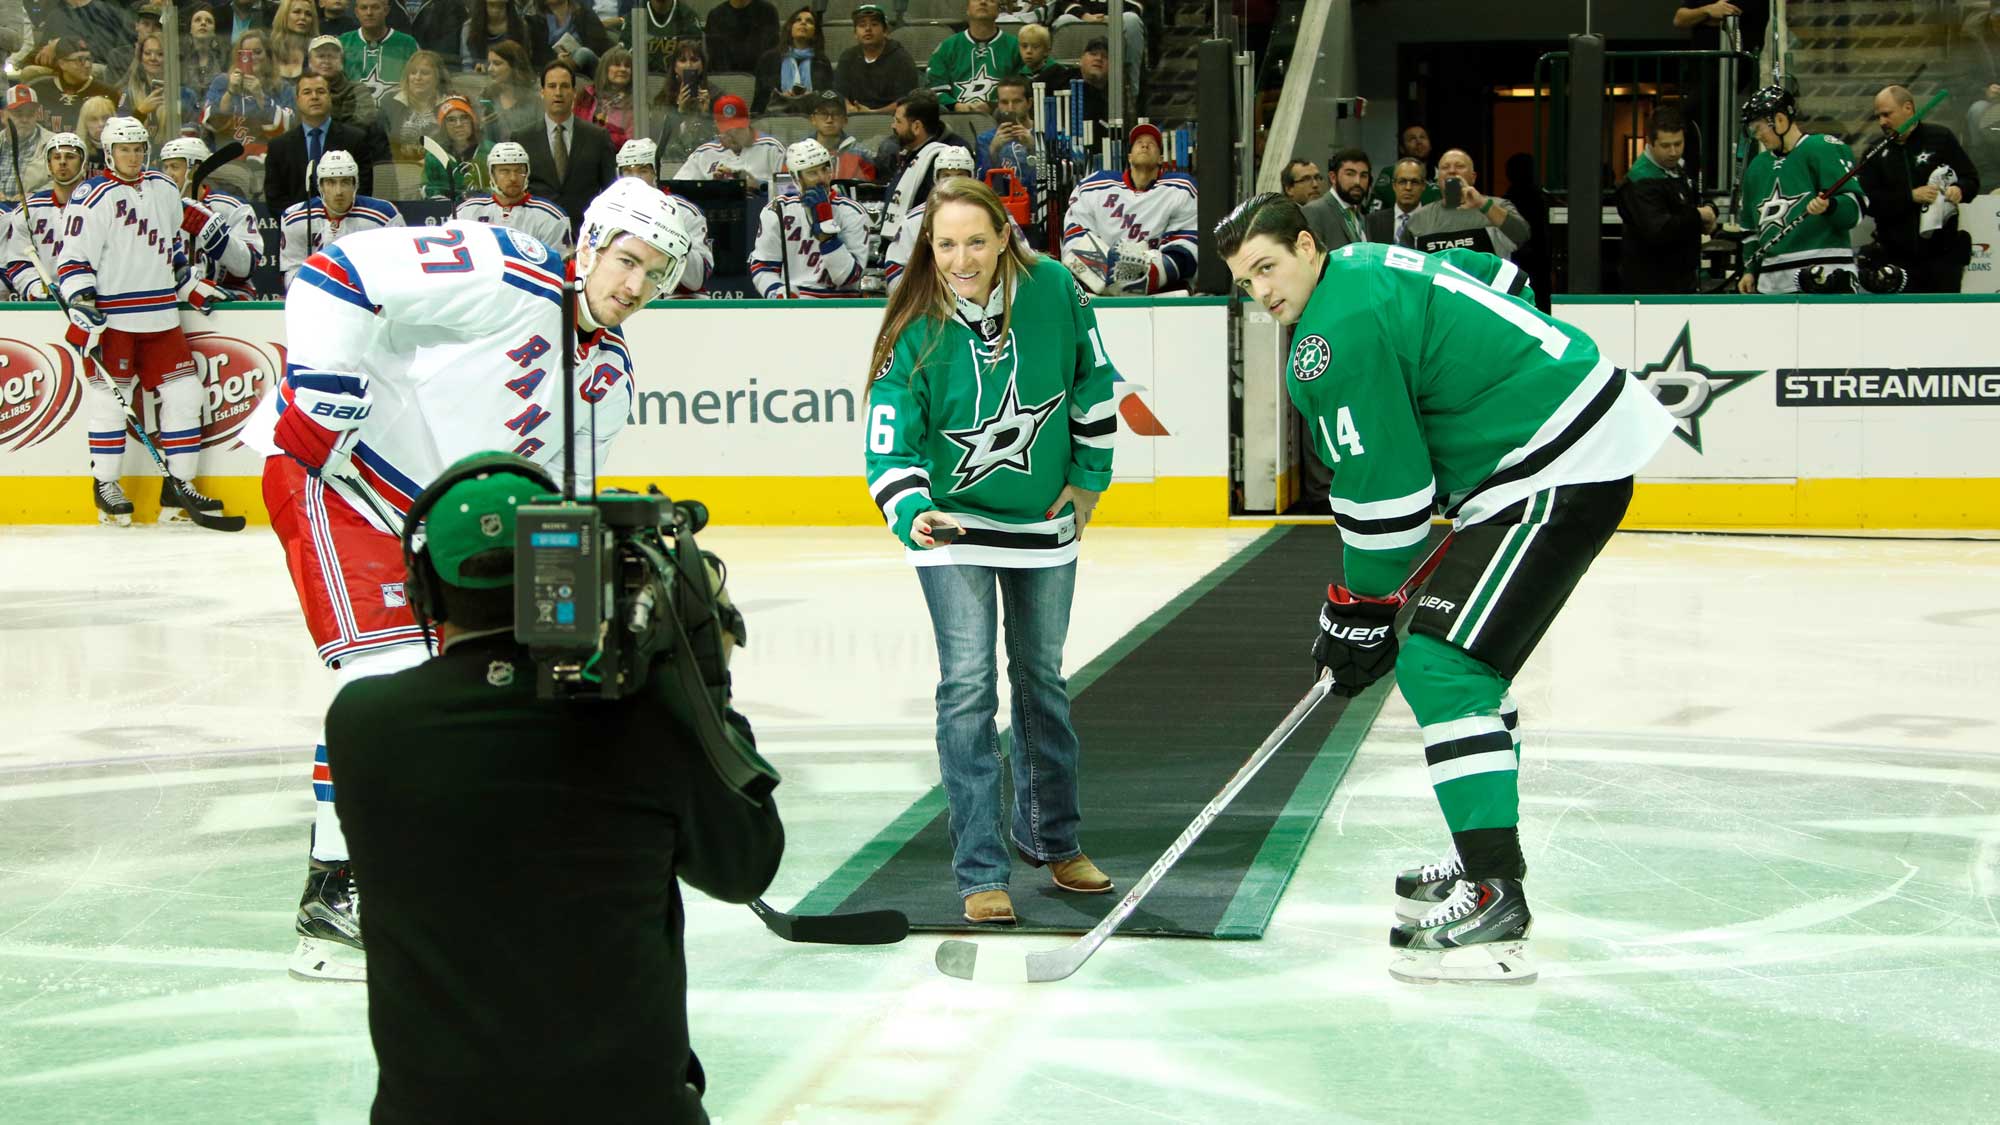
[1388,877,1536,986]
[159,475,223,523]
[93,479,133,527]
[1393,850,1465,923]
[290,859,365,982]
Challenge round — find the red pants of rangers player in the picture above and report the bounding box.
[85,327,203,482]
[264,455,430,861]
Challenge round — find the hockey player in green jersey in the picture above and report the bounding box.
[863,176,1118,926]
[1737,84,1866,293]
[1218,194,1675,984]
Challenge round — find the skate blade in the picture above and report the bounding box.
[1389,941,1537,986]
[97,512,132,527]
[288,936,366,982]
[158,508,191,525]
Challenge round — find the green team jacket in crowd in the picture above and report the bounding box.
[864,254,1116,569]
[925,28,1023,109]
[1285,242,1674,598]
[1738,132,1865,274]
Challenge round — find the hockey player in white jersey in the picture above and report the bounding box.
[450,141,575,257]
[57,117,240,525]
[615,137,711,296]
[1061,123,1199,294]
[0,131,88,302]
[750,138,869,299]
[160,136,260,299]
[244,178,692,980]
[278,150,405,285]
[672,93,786,189]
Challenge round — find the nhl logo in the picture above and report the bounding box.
[480,512,503,537]
[487,660,515,687]
[1292,334,1332,382]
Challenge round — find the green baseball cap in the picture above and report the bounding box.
[853,3,888,22]
[425,458,552,589]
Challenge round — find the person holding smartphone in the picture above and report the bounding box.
[862,176,1118,927]
[1396,147,1532,259]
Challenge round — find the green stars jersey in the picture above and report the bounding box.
[1287,243,1674,597]
[1739,133,1864,281]
[925,29,1023,109]
[865,255,1117,567]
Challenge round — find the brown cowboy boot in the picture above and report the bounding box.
[963,889,1017,924]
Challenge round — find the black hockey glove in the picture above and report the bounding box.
[1311,585,1401,697]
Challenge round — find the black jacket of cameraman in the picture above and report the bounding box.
[1616,157,1706,294]
[328,631,785,1125]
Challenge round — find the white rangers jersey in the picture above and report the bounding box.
[658,188,712,296]
[55,171,218,332]
[884,201,1029,291]
[749,189,869,298]
[450,192,575,257]
[241,221,636,530]
[0,189,71,298]
[279,196,406,285]
[672,134,786,188]
[185,186,261,298]
[1062,170,1199,293]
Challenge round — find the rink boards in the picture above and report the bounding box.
[0,294,1995,529]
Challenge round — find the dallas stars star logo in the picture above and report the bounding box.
[1756,184,1808,234]
[958,73,1000,106]
[942,371,1063,489]
[1632,323,1761,453]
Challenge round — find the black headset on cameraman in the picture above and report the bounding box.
[399,452,556,630]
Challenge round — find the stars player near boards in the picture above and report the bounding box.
[239,179,692,980]
[1218,194,1675,985]
[1737,84,1865,293]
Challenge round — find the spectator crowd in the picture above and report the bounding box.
[0,0,1173,298]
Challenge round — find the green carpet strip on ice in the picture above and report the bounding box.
[795,523,1427,937]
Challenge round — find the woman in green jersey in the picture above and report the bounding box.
[863,177,1118,925]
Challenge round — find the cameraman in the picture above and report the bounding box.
[1399,147,1532,260]
[327,455,785,1125]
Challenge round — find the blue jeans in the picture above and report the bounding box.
[915,562,1084,896]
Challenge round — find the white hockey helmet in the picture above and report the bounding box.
[315,149,360,181]
[578,177,693,299]
[785,138,831,175]
[615,137,657,170]
[933,145,976,175]
[160,136,212,165]
[43,131,84,158]
[487,141,530,171]
[100,116,150,148]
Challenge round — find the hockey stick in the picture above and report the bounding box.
[749,897,910,945]
[5,120,245,532]
[188,140,245,197]
[1737,88,1948,281]
[420,135,464,210]
[936,531,1455,983]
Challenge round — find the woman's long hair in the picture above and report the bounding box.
[593,45,632,98]
[656,38,706,107]
[469,0,532,68]
[268,0,320,77]
[776,5,823,53]
[866,176,1036,393]
[398,49,452,108]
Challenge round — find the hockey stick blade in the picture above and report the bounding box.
[750,897,909,945]
[188,141,245,196]
[185,509,248,532]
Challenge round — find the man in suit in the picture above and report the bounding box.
[1302,146,1372,251]
[515,61,615,235]
[1368,157,1429,245]
[264,73,387,218]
